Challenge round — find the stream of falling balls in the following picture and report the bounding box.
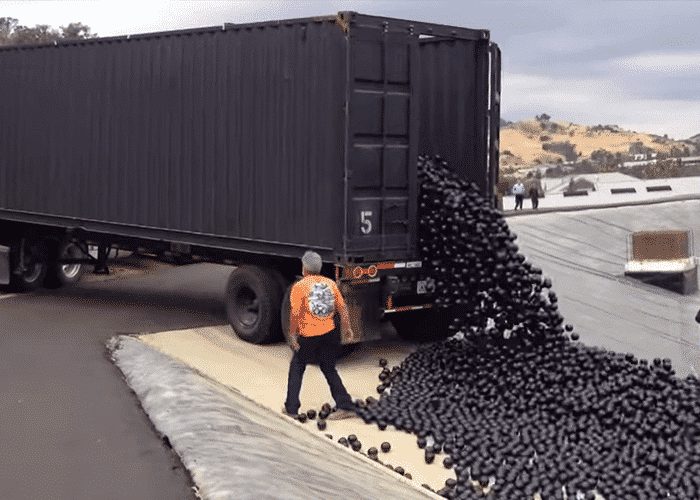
[350,156,700,500]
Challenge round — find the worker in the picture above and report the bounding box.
[284,250,357,420]
[528,178,541,210]
[512,180,525,210]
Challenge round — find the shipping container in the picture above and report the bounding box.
[0,12,500,344]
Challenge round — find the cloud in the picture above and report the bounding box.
[502,71,700,140]
[610,51,700,74]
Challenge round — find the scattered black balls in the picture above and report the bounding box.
[351,441,362,452]
[379,358,388,367]
[381,442,391,453]
[357,156,700,500]
[306,409,316,420]
[297,413,307,423]
[394,466,405,476]
[338,437,348,447]
[347,434,358,443]
[317,419,327,431]
[368,447,378,456]
[404,473,412,480]
[436,487,451,497]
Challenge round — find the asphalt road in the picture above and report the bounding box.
[0,261,233,500]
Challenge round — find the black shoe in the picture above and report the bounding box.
[281,406,297,418]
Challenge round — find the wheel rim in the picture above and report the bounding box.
[234,286,260,328]
[61,263,81,279]
[23,262,43,283]
[61,244,82,279]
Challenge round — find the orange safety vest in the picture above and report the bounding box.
[289,275,348,337]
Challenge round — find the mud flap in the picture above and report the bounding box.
[0,245,10,285]
[339,282,384,344]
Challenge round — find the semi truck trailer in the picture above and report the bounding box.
[0,11,501,344]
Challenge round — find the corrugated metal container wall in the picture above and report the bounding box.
[0,13,498,263]
[0,21,347,257]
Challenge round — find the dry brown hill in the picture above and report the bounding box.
[500,117,694,171]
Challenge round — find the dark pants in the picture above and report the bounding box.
[530,195,539,209]
[284,328,353,414]
[514,194,524,210]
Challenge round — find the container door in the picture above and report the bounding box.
[417,37,492,198]
[344,24,417,261]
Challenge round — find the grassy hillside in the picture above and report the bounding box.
[500,117,696,170]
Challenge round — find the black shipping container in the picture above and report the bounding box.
[0,12,500,264]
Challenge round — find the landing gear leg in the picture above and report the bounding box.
[93,245,110,275]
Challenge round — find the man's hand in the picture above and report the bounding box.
[343,328,358,343]
[289,334,300,352]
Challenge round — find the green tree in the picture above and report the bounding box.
[11,24,60,45]
[669,145,690,158]
[0,17,19,45]
[497,174,518,196]
[0,17,95,46]
[642,159,680,179]
[542,141,577,162]
[60,22,95,40]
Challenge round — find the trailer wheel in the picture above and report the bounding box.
[45,241,85,289]
[391,308,452,342]
[9,239,48,292]
[225,266,284,344]
[281,284,357,359]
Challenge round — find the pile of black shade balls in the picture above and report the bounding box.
[356,156,700,499]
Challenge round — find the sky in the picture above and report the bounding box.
[3,0,699,139]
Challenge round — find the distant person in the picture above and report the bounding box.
[528,177,542,210]
[696,309,700,325]
[512,180,525,210]
[284,250,356,420]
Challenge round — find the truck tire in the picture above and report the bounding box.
[225,265,284,344]
[391,308,452,342]
[9,239,48,292]
[280,283,357,359]
[45,241,85,289]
